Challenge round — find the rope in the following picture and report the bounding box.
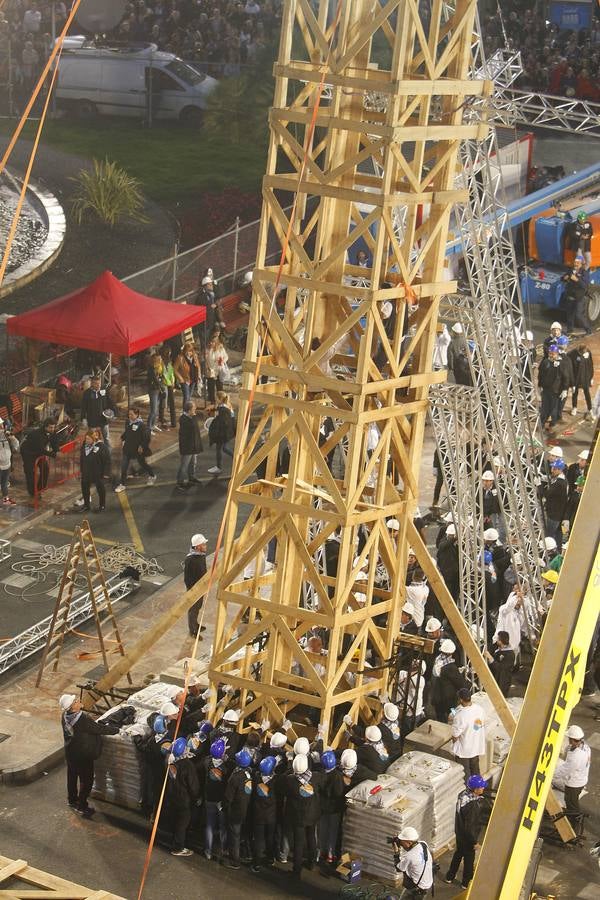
[0,35,63,287]
[0,0,83,179]
[136,4,344,897]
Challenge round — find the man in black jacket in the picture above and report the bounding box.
[538,345,567,430]
[20,418,59,497]
[282,754,324,878]
[224,748,254,868]
[177,400,204,491]
[485,631,515,697]
[59,693,119,818]
[81,374,115,462]
[541,459,568,551]
[437,524,460,600]
[115,407,156,493]
[567,449,589,497]
[184,533,208,637]
[445,774,487,889]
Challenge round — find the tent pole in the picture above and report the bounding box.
[127,359,131,413]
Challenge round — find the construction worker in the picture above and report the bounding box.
[567,449,589,496]
[209,708,244,758]
[339,747,377,790]
[282,753,324,878]
[430,639,467,722]
[542,321,564,358]
[200,738,232,860]
[552,724,591,822]
[444,774,487,889]
[571,210,593,270]
[165,736,200,857]
[484,631,515,697]
[541,458,568,551]
[318,750,345,864]
[59,693,119,818]
[251,755,280,872]
[184,533,208,637]
[449,687,486,781]
[223,748,254,869]
[378,702,403,760]
[392,826,434,898]
[437,523,459,600]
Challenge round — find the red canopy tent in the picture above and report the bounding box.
[7,270,206,356]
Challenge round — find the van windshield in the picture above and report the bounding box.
[165,60,206,86]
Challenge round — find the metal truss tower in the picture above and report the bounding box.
[208,0,484,741]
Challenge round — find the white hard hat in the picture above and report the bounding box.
[160,701,179,717]
[191,533,207,546]
[425,617,442,633]
[293,753,309,775]
[383,702,399,721]
[294,737,310,756]
[381,301,393,319]
[408,547,416,556]
[59,693,76,712]
[440,639,456,654]
[566,724,584,741]
[270,732,287,749]
[525,330,534,341]
[398,826,419,842]
[548,446,563,458]
[365,725,382,742]
[451,323,463,334]
[402,602,416,620]
[202,275,213,286]
[341,748,357,768]
[223,709,240,723]
[513,552,522,566]
[550,321,562,331]
[446,524,456,536]
[243,270,253,285]
[578,450,589,460]
[443,511,454,523]
[482,470,494,481]
[544,536,557,551]
[484,528,499,541]
[387,518,400,530]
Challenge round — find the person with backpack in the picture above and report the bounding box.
[0,418,19,505]
[392,826,434,898]
[114,407,156,493]
[207,392,236,475]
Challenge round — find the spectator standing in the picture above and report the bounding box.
[184,533,207,638]
[79,429,109,512]
[205,332,229,404]
[538,344,566,431]
[19,417,58,497]
[80,373,115,461]
[208,392,236,475]
[177,400,204,491]
[569,344,594,420]
[147,353,167,433]
[159,347,177,429]
[174,342,201,404]
[0,418,18,505]
[115,407,156,492]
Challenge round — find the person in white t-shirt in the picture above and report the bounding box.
[406,569,429,626]
[449,688,486,781]
[552,724,591,821]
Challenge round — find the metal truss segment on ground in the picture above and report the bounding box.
[0,575,137,677]
[429,383,487,656]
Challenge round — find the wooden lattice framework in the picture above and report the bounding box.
[0,855,126,899]
[209,0,488,743]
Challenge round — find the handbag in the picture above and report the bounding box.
[217,363,230,382]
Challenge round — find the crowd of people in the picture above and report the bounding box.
[483,1,600,100]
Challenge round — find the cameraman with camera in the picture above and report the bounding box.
[391,826,433,898]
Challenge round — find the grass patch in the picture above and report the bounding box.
[0,117,268,203]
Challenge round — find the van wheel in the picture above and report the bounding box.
[180,106,204,128]
[76,100,98,120]
[587,287,600,326]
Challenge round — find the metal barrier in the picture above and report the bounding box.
[33,437,81,508]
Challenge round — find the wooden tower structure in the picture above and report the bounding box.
[208,0,488,742]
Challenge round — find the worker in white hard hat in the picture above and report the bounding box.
[354,724,389,775]
[59,693,119,818]
[392,825,433,896]
[567,448,589,497]
[184,533,208,638]
[543,321,563,358]
[208,707,243,758]
[430,639,468,722]
[481,470,502,539]
[281,753,324,877]
[378,702,403,761]
[396,659,427,738]
[197,268,224,333]
[400,601,421,635]
[552,724,591,821]
[406,567,429,628]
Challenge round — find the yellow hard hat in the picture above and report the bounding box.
[542,570,559,584]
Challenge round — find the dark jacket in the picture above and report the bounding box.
[567,461,587,496]
[80,441,109,481]
[208,406,236,446]
[455,788,484,845]
[431,661,468,720]
[20,426,58,460]
[224,765,254,824]
[568,348,593,389]
[62,711,119,762]
[356,743,389,776]
[184,551,207,590]
[81,388,115,427]
[166,757,200,807]
[319,767,346,814]
[178,412,204,455]
[147,365,164,393]
[538,358,566,394]
[121,418,151,458]
[208,724,244,759]
[252,772,281,824]
[490,646,515,697]
[379,721,403,761]
[200,756,232,803]
[542,475,568,521]
[437,538,459,594]
[282,771,323,826]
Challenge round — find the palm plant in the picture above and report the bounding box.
[70,158,148,226]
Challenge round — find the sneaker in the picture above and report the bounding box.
[571,408,578,416]
[444,875,455,884]
[224,859,240,869]
[250,864,261,873]
[2,497,15,505]
[115,484,126,493]
[146,475,157,485]
[171,848,193,857]
[68,800,78,809]
[79,805,95,819]
[208,466,222,474]
[153,424,162,432]
[204,851,212,861]
[74,497,85,507]
[94,506,105,513]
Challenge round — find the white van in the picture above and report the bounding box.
[55,41,218,124]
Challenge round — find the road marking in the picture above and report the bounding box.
[117,490,145,553]
[40,524,117,547]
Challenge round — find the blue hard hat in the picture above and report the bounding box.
[172,736,187,758]
[259,755,276,776]
[321,750,337,771]
[210,738,226,759]
[551,458,566,470]
[548,343,559,353]
[153,715,166,734]
[556,335,569,348]
[483,549,493,565]
[198,720,213,736]
[235,748,252,768]
[467,774,487,790]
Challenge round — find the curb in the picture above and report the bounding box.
[0,744,64,786]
